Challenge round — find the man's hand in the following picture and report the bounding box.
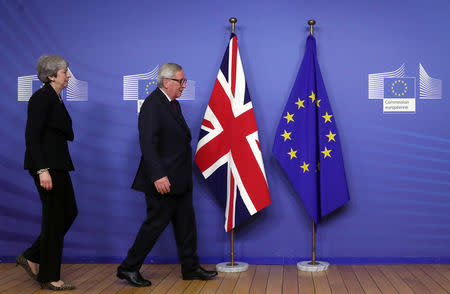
[39,170,53,191]
[154,176,171,194]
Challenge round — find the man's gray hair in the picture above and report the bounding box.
[37,55,69,83]
[157,63,182,88]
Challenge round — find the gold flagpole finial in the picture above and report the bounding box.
[229,17,237,34]
[308,19,316,35]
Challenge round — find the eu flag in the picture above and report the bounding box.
[138,79,157,99]
[273,35,349,223]
[32,80,44,92]
[383,77,416,98]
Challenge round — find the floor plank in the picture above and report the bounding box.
[298,268,314,294]
[283,265,298,294]
[0,269,30,292]
[420,264,450,293]
[404,264,448,294]
[364,265,397,294]
[377,265,414,294]
[432,264,450,282]
[232,264,256,294]
[198,269,225,294]
[338,265,365,294]
[266,265,283,294]
[182,280,206,294]
[215,272,240,294]
[325,265,348,294]
[248,265,270,294]
[76,263,118,294]
[312,270,331,294]
[146,265,180,294]
[82,264,125,294]
[391,265,432,294]
[166,279,192,294]
[0,263,448,294]
[352,265,382,294]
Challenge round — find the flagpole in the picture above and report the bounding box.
[229,16,236,269]
[215,16,249,274]
[308,19,315,35]
[230,229,234,266]
[297,18,329,273]
[229,17,237,34]
[309,19,317,267]
[312,220,316,265]
[310,19,318,267]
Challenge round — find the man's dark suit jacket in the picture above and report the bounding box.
[132,87,193,195]
[24,83,74,171]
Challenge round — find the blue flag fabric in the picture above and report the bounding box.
[273,35,349,223]
[383,77,416,98]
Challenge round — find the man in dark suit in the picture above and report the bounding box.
[117,63,217,287]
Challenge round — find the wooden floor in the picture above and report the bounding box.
[0,263,449,293]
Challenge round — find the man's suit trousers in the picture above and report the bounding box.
[119,191,199,273]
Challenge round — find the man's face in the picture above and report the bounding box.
[164,70,186,100]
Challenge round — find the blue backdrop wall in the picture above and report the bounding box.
[1,0,449,264]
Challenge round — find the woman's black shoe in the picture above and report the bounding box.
[15,255,37,281]
[41,282,76,291]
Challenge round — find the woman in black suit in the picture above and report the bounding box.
[16,55,78,291]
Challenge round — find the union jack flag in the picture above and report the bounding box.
[195,34,271,232]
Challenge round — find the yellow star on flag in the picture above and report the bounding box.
[281,130,292,141]
[283,112,294,124]
[316,99,321,107]
[295,98,305,109]
[300,161,310,173]
[322,112,333,123]
[321,147,332,158]
[325,130,336,142]
[287,148,297,159]
[309,91,316,103]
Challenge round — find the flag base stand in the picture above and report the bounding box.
[216,262,249,273]
[297,260,329,272]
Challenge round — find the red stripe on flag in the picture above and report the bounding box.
[230,36,238,97]
[201,119,214,130]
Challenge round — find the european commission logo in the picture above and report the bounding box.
[368,63,442,113]
[17,68,88,102]
[123,65,196,113]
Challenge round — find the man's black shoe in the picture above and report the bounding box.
[182,266,218,280]
[117,269,151,287]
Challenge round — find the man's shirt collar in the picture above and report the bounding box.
[159,88,172,102]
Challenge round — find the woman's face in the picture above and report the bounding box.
[52,67,71,90]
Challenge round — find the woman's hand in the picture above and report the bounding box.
[39,170,53,191]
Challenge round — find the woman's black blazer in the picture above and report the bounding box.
[24,83,74,171]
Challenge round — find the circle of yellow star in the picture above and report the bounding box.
[295,98,305,109]
[322,112,333,123]
[145,80,156,95]
[309,91,316,103]
[325,130,336,142]
[281,130,292,141]
[321,147,332,158]
[300,161,310,173]
[287,148,297,159]
[283,112,294,124]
